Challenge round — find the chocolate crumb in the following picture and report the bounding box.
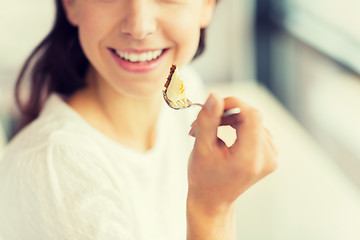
[164,64,177,90]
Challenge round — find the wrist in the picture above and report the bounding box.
[186,192,236,240]
[186,191,235,217]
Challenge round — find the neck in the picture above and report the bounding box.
[68,70,163,152]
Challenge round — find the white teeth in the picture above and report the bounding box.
[139,53,147,62]
[146,52,152,60]
[115,49,163,62]
[129,53,137,62]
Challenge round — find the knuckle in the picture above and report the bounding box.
[234,160,262,177]
[248,161,264,176]
[269,158,278,172]
[263,157,278,175]
[249,109,263,122]
[234,156,277,178]
[243,108,263,126]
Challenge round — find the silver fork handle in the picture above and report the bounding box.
[222,108,241,117]
[189,102,241,117]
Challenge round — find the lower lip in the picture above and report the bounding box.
[110,49,168,73]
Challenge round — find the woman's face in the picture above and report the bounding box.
[63,0,215,98]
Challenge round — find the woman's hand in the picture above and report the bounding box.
[187,92,278,214]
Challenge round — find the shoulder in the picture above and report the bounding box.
[0,142,134,239]
[3,95,99,158]
[0,94,117,195]
[1,131,114,193]
[0,107,134,238]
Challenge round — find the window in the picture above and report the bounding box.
[283,0,360,73]
[255,0,360,187]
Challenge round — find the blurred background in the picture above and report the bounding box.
[1,0,360,239]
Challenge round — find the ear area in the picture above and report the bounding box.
[62,0,80,26]
[200,0,217,28]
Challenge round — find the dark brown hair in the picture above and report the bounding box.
[14,0,213,133]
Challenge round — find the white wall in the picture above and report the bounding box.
[0,1,55,71]
[191,0,255,83]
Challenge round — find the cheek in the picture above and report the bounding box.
[77,26,100,70]
[78,10,107,44]
[77,10,113,64]
[164,14,202,64]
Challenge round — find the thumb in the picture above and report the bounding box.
[193,93,224,148]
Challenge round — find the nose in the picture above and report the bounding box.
[120,1,157,40]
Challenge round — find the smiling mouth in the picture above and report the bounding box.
[110,48,166,63]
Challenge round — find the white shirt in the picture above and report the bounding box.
[0,67,204,240]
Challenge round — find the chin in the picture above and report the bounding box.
[117,81,163,100]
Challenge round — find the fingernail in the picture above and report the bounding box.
[189,128,195,137]
[205,94,215,111]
